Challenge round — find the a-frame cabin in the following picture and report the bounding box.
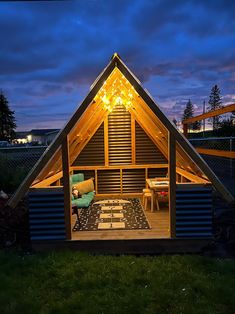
[8,53,234,253]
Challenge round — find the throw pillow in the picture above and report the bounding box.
[73,178,94,195]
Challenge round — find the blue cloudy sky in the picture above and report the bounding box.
[0,0,235,131]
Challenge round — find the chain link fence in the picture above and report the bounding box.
[0,146,47,193]
[0,146,47,171]
[189,137,235,151]
[1,139,235,196]
[190,137,235,196]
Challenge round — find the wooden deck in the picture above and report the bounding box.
[71,201,170,241]
[31,198,212,254]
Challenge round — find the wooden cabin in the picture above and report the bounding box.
[8,53,234,253]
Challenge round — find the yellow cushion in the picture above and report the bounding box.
[73,178,94,195]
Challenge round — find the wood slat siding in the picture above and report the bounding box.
[175,187,212,238]
[122,169,145,193]
[97,169,121,194]
[28,188,66,241]
[108,104,132,165]
[135,122,167,164]
[148,168,168,178]
[73,123,105,166]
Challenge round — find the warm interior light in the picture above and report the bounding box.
[96,69,138,113]
[102,95,110,105]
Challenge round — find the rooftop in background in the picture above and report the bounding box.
[30,129,60,136]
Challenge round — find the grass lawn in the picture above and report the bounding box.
[0,252,235,314]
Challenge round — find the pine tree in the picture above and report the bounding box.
[207,85,223,130]
[182,99,194,130]
[0,91,17,141]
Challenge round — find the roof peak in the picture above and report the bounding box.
[111,52,121,60]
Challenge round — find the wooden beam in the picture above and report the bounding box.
[62,136,72,240]
[71,164,168,171]
[133,95,200,174]
[35,72,119,182]
[115,57,234,203]
[131,115,136,164]
[168,132,176,238]
[183,123,188,137]
[176,167,209,183]
[183,104,235,124]
[32,171,63,188]
[196,148,235,159]
[7,58,116,209]
[104,115,109,166]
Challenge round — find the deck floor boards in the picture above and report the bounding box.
[71,198,170,240]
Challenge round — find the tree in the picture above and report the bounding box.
[0,91,17,141]
[207,84,223,130]
[182,99,194,130]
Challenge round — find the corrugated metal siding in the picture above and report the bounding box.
[148,168,168,178]
[73,123,104,166]
[176,187,212,238]
[108,104,132,165]
[135,122,167,164]
[28,188,66,241]
[97,170,121,194]
[122,169,145,193]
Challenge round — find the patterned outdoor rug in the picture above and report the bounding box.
[72,198,150,231]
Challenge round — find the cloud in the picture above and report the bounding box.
[0,0,234,130]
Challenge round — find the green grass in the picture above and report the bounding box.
[0,252,235,314]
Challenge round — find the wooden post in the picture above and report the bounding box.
[131,115,136,164]
[95,169,98,194]
[104,116,109,166]
[183,123,188,137]
[62,135,72,240]
[120,168,123,195]
[168,132,176,238]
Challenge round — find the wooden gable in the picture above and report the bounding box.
[8,54,234,208]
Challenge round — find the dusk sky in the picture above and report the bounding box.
[1,0,235,131]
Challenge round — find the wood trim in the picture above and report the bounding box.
[116,57,234,203]
[131,115,136,164]
[120,168,123,194]
[62,136,72,240]
[176,182,212,189]
[183,103,235,124]
[72,164,168,170]
[169,132,176,238]
[176,167,209,183]
[145,168,148,188]
[196,147,235,159]
[104,115,109,166]
[30,186,63,190]
[32,171,63,188]
[95,169,98,193]
[7,58,116,209]
[95,193,143,197]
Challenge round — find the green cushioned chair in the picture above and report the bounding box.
[70,173,95,208]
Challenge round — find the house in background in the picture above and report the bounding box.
[27,129,60,145]
[14,129,60,145]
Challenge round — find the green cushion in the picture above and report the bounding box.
[71,191,95,208]
[70,173,84,185]
[70,173,94,208]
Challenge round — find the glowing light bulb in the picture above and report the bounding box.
[102,95,110,105]
[115,96,122,104]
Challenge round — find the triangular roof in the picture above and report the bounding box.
[8,53,234,208]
